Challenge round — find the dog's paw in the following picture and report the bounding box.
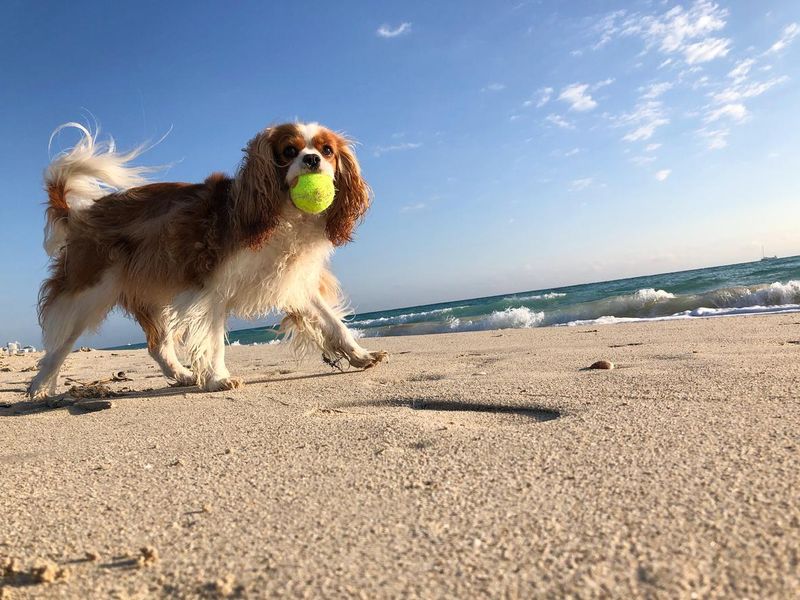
[27,376,55,401]
[202,377,244,392]
[349,350,388,370]
[170,373,198,388]
[26,385,50,401]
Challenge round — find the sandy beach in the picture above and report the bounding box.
[1,314,799,598]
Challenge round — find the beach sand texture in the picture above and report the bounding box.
[1,314,799,598]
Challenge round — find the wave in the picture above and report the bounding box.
[352,281,800,337]
[509,292,567,301]
[447,307,545,332]
[564,303,800,327]
[351,306,454,327]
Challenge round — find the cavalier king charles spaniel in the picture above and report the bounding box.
[28,121,386,399]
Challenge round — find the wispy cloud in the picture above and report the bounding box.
[524,86,553,108]
[376,22,412,38]
[545,114,575,129]
[641,82,673,99]
[645,143,662,152]
[728,58,755,83]
[569,177,593,192]
[655,169,672,181]
[697,127,730,150]
[766,22,799,54]
[620,100,669,142]
[683,37,730,64]
[400,202,426,213]
[373,142,422,157]
[552,147,581,158]
[593,1,731,66]
[481,82,506,92]
[712,76,788,104]
[705,103,748,124]
[631,155,657,166]
[559,83,598,111]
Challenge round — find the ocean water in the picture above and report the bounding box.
[338,255,800,339]
[110,256,800,349]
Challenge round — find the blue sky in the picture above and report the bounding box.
[1,0,799,347]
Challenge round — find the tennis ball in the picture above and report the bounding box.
[290,173,335,214]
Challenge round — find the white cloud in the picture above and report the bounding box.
[559,83,598,111]
[697,127,730,150]
[545,114,575,129]
[594,1,731,65]
[631,155,657,166]
[569,177,593,192]
[482,82,506,92]
[620,100,669,142]
[641,82,673,99]
[645,143,662,152]
[683,37,731,64]
[655,169,672,181]
[705,103,748,123]
[593,78,615,90]
[373,142,422,157]
[728,58,755,83]
[712,75,788,103]
[400,202,426,213]
[529,86,554,108]
[766,22,799,54]
[564,148,581,157]
[376,22,412,38]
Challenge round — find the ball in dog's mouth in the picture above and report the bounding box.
[290,173,335,214]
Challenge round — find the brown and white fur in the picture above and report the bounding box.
[28,121,386,399]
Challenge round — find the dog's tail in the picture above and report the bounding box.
[43,123,152,256]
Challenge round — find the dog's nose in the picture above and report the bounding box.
[302,154,321,169]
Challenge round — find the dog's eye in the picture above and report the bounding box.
[321,145,334,157]
[282,146,299,159]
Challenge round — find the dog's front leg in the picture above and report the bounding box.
[284,296,387,369]
[199,309,243,392]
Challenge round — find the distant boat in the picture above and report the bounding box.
[760,246,778,262]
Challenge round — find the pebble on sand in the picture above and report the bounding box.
[589,360,614,370]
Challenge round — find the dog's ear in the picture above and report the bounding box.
[233,129,282,249]
[326,139,371,246]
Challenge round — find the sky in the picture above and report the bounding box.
[1,0,799,347]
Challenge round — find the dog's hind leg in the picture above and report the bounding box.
[28,273,118,399]
[133,306,196,387]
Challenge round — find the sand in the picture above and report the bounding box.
[1,314,799,598]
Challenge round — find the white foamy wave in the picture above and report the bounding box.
[727,280,800,307]
[565,303,800,328]
[352,307,454,327]
[513,292,567,301]
[632,288,675,302]
[448,307,545,332]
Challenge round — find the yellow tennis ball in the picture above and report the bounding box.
[290,173,335,214]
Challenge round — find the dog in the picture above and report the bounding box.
[28,121,387,399]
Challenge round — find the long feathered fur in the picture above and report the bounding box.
[44,123,152,256]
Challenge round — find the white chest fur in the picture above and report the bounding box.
[213,210,333,318]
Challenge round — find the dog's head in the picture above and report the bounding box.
[235,122,371,248]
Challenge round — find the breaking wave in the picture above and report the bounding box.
[353,281,800,337]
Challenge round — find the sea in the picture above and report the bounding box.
[109,255,800,349]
